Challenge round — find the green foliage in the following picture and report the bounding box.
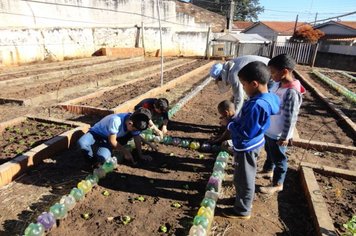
[343,216,356,236]
[192,0,264,21]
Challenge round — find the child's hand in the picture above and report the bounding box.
[140,155,152,162]
[123,151,137,165]
[161,126,168,134]
[220,117,229,126]
[277,139,289,147]
[147,142,158,151]
[156,130,164,139]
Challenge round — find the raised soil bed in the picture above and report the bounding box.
[0,118,73,164]
[78,60,210,109]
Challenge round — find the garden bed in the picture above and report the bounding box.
[296,66,355,123]
[77,60,210,109]
[315,172,355,235]
[320,71,356,92]
[0,58,179,99]
[0,117,74,164]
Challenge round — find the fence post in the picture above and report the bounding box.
[205,27,211,59]
[311,43,319,67]
[296,43,302,64]
[141,22,145,56]
[269,41,276,58]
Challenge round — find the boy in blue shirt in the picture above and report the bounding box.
[77,111,152,166]
[221,61,280,219]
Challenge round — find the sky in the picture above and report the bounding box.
[258,0,356,23]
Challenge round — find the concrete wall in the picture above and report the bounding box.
[0,0,212,65]
[315,52,356,72]
[244,25,292,43]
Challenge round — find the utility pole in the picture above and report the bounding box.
[293,14,299,34]
[228,0,235,32]
[313,12,318,26]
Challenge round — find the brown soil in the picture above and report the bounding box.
[322,71,356,93]
[1,58,176,99]
[296,66,355,123]
[315,172,356,235]
[0,57,122,81]
[0,119,72,164]
[296,88,355,146]
[79,60,209,109]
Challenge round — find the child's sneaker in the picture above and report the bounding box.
[222,207,251,219]
[256,170,273,179]
[259,184,283,194]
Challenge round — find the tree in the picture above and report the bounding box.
[291,25,325,43]
[192,0,264,21]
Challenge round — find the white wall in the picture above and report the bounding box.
[0,0,213,64]
[244,24,277,41]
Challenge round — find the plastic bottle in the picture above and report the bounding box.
[153,136,161,143]
[49,203,67,219]
[211,171,224,180]
[70,187,85,201]
[85,174,99,186]
[93,167,106,179]
[181,140,190,148]
[200,198,216,211]
[77,180,92,194]
[36,212,56,231]
[193,215,209,229]
[211,144,220,153]
[102,161,114,173]
[59,195,76,211]
[206,176,222,192]
[172,137,181,146]
[145,134,154,142]
[188,225,206,236]
[213,161,227,173]
[204,190,219,202]
[24,223,45,236]
[200,143,211,152]
[163,136,173,145]
[189,141,200,150]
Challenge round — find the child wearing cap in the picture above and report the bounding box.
[77,111,152,166]
[210,55,270,115]
[134,98,169,138]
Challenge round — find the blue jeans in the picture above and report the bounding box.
[77,132,113,164]
[233,147,261,216]
[264,136,288,185]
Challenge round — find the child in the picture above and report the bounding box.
[210,100,235,154]
[259,54,305,194]
[221,61,280,219]
[209,55,270,115]
[77,111,153,166]
[134,98,169,138]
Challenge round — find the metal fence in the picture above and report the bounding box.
[236,42,319,66]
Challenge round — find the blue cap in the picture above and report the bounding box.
[210,63,223,79]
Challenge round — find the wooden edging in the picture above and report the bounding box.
[0,116,90,188]
[300,162,356,236]
[294,70,356,137]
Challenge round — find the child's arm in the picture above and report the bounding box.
[211,129,231,144]
[279,89,302,146]
[134,135,153,161]
[149,120,164,138]
[108,134,135,164]
[227,105,265,140]
[161,119,169,134]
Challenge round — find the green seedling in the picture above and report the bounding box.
[16,149,23,155]
[183,184,189,190]
[102,190,110,196]
[159,225,167,233]
[135,196,145,202]
[18,140,25,145]
[343,215,356,236]
[8,137,15,143]
[14,128,20,134]
[121,215,131,225]
[29,141,35,147]
[171,202,182,208]
[81,213,92,220]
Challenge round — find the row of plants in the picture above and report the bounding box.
[312,70,356,104]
